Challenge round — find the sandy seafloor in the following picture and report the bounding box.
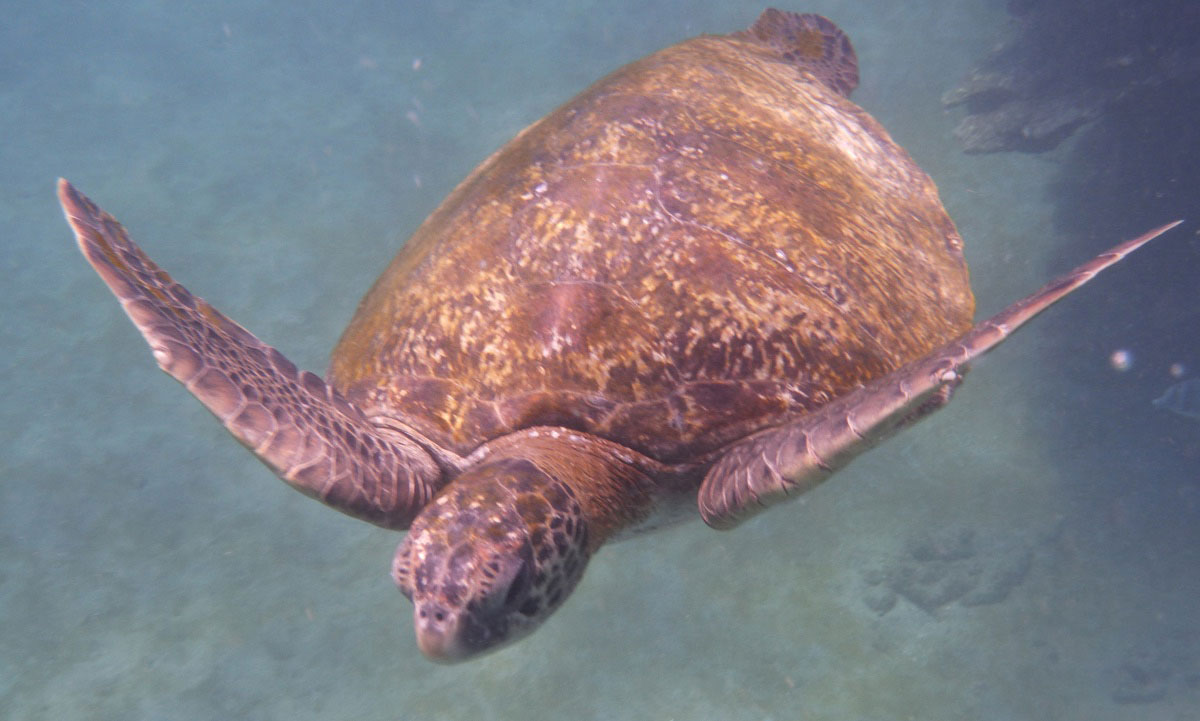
[3,1,1199,719]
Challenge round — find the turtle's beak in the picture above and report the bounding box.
[413,600,470,663]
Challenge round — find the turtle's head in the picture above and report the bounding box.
[392,457,591,662]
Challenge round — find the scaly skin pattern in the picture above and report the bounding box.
[58,179,444,530]
[328,18,975,466]
[393,427,679,660]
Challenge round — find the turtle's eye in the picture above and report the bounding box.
[502,561,531,608]
[391,537,415,600]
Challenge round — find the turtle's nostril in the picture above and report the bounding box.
[416,601,451,629]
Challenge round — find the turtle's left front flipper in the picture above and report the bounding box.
[699,221,1182,530]
[58,179,445,530]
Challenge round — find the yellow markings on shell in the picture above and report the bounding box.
[324,29,973,461]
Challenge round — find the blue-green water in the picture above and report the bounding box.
[4,1,1198,719]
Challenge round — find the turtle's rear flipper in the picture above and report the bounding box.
[699,221,1182,530]
[58,179,443,529]
[737,10,858,97]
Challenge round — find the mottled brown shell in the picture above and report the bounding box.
[329,12,974,465]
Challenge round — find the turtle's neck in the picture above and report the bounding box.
[466,426,675,548]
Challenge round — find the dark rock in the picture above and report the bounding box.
[863,586,898,616]
[860,526,1036,615]
[1110,648,1174,704]
[944,0,1200,154]
[908,527,975,562]
[960,548,1032,607]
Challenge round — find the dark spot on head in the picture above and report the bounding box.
[448,545,473,578]
[544,484,572,512]
[553,531,569,555]
[502,563,530,607]
[515,494,552,525]
[443,582,466,607]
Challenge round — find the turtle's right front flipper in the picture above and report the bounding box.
[699,220,1182,530]
[58,179,443,529]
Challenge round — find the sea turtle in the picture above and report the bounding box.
[59,9,1177,662]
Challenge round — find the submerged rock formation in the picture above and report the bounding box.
[860,526,1034,617]
[944,0,1200,153]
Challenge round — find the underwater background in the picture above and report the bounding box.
[3,0,1198,719]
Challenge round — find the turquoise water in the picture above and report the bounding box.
[4,1,1198,719]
